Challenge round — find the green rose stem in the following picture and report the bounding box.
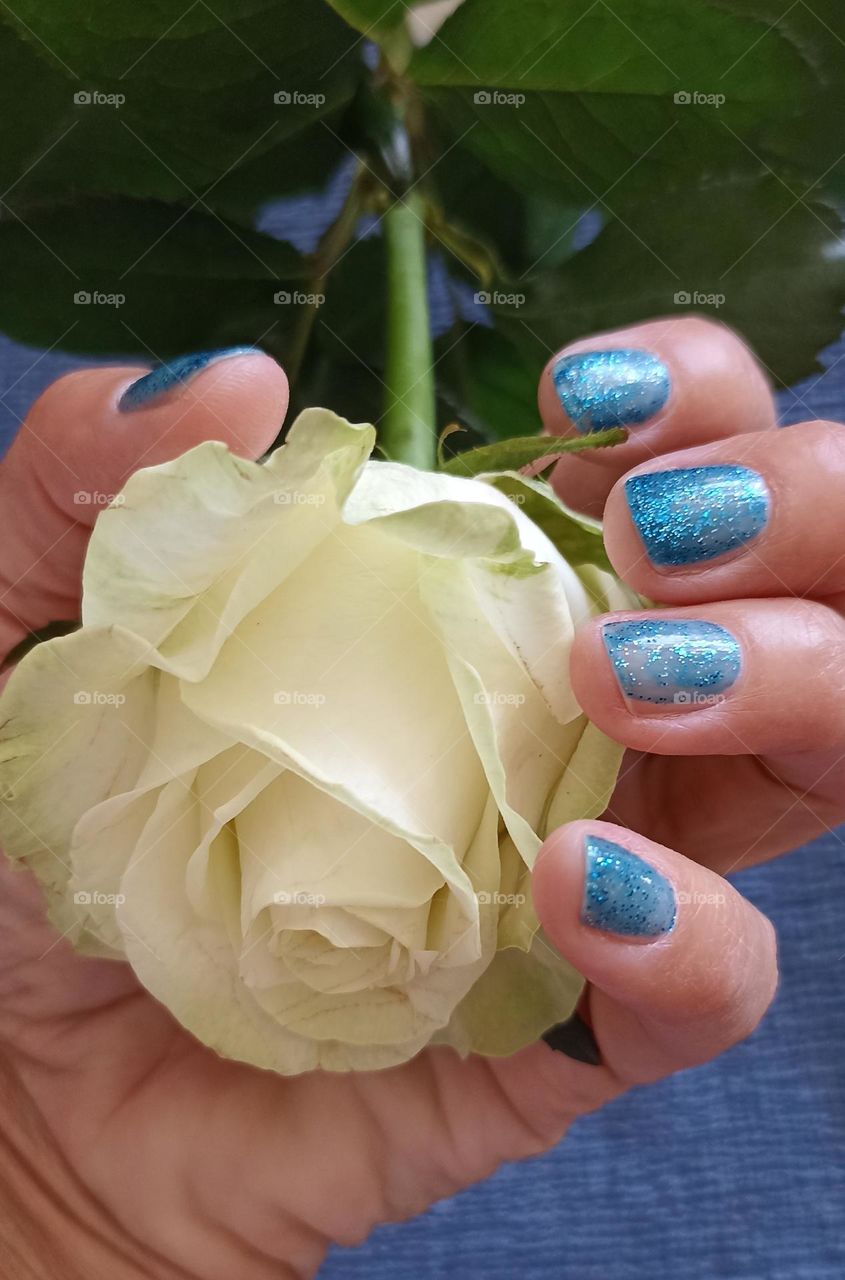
[381,190,437,470]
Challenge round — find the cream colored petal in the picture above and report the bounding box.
[246,797,500,1052]
[235,770,446,928]
[0,626,155,932]
[67,676,242,949]
[116,778,320,1076]
[186,747,282,920]
[347,461,594,724]
[543,720,625,836]
[420,558,584,865]
[83,411,375,680]
[182,519,489,868]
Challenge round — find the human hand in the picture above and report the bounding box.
[542,316,845,871]
[0,343,778,1278]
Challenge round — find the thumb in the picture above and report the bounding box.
[356,819,778,1222]
[455,818,777,1163]
[0,349,288,656]
[530,819,779,1089]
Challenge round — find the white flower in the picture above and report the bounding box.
[0,410,626,1073]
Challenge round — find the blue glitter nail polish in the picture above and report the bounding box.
[582,835,676,937]
[119,347,258,412]
[626,465,770,567]
[603,618,741,705]
[552,349,670,434]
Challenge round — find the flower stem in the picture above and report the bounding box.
[381,191,437,469]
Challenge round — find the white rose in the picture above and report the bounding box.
[0,410,626,1073]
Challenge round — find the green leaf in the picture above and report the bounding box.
[409,0,832,206]
[489,176,845,386]
[437,326,540,443]
[323,1,448,40]
[0,198,306,356]
[440,428,626,476]
[0,22,74,195]
[428,140,528,276]
[0,2,361,211]
[483,472,613,572]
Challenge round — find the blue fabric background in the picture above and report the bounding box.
[1,331,843,1279]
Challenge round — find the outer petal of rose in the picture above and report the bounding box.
[476,719,624,960]
[82,411,375,679]
[0,625,158,939]
[70,745,278,954]
[544,719,624,834]
[434,826,586,1056]
[115,779,320,1075]
[345,460,592,724]
[412,557,583,865]
[180,520,490,876]
[63,674,238,951]
[342,461,610,864]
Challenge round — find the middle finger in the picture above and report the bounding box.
[603,420,845,603]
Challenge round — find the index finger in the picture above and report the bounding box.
[538,316,777,516]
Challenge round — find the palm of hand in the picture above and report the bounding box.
[0,730,827,1279]
[2,328,820,1277]
[1,858,573,1280]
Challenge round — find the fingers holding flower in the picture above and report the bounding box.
[0,409,628,1072]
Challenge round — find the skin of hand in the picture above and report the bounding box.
[0,316,829,1278]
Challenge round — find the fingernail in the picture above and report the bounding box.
[582,834,676,938]
[626,465,770,567]
[542,1012,602,1065]
[118,347,258,412]
[603,618,741,706]
[552,349,670,434]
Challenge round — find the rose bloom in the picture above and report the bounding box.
[0,410,626,1073]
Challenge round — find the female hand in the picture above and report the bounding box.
[0,342,779,1279]
[542,316,845,872]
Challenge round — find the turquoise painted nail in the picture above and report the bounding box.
[119,347,258,412]
[552,349,670,434]
[603,618,741,706]
[626,465,770,566]
[582,834,676,938]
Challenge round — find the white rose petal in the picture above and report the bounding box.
[0,408,628,1073]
